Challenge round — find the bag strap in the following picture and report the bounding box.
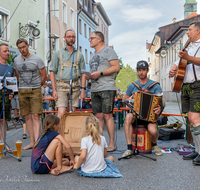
[132,82,142,90]
[132,81,160,90]
[192,46,200,81]
[146,81,160,90]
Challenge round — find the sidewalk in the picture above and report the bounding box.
[1,102,199,190]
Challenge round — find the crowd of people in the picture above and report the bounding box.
[1,20,200,177]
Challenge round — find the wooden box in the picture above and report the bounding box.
[61,112,93,154]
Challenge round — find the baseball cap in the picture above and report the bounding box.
[136,60,149,69]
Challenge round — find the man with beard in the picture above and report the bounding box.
[122,60,165,158]
[87,31,120,152]
[50,29,85,120]
[14,38,47,150]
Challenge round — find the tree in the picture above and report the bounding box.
[115,57,124,79]
[115,65,138,92]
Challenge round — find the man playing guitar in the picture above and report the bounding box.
[169,21,200,165]
[122,60,165,158]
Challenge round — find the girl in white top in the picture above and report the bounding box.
[74,116,122,178]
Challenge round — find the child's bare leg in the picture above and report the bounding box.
[53,158,70,168]
[45,139,62,167]
[106,156,114,162]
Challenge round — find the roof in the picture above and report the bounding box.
[95,2,112,26]
[185,12,198,19]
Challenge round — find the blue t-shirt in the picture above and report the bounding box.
[126,79,162,96]
[31,130,60,173]
[0,63,14,77]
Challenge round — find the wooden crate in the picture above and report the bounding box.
[61,112,93,154]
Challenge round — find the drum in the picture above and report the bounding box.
[132,125,152,154]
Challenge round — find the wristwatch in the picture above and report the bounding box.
[100,71,103,76]
[80,86,86,90]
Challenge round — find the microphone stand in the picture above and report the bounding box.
[0,78,21,162]
[118,101,156,161]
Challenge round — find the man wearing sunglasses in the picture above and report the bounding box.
[87,31,120,152]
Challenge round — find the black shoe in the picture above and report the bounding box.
[193,154,200,165]
[183,151,198,160]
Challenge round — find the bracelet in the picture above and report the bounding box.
[80,86,86,90]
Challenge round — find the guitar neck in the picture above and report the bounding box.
[182,38,191,51]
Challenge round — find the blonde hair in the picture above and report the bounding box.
[81,116,102,145]
[33,115,60,149]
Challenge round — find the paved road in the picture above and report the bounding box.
[0,102,199,190]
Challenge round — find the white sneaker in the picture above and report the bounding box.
[122,150,134,158]
[152,145,163,156]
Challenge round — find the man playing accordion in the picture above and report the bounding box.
[122,60,165,158]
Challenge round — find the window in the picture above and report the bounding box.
[79,0,83,5]
[28,21,37,50]
[84,0,88,11]
[52,34,59,51]
[84,23,87,38]
[62,2,67,24]
[79,46,82,52]
[85,49,88,64]
[101,24,103,31]
[79,19,82,34]
[63,39,66,48]
[53,0,59,18]
[70,8,74,29]
[0,7,10,41]
[89,27,91,37]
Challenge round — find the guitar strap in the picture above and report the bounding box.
[192,46,200,81]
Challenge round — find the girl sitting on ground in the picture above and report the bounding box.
[74,116,122,178]
[31,115,75,175]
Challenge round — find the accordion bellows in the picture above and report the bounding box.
[133,91,162,123]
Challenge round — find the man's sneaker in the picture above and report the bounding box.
[122,150,134,159]
[152,145,163,156]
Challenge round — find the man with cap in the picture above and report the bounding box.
[122,60,165,158]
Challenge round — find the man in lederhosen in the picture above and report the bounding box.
[50,29,86,120]
[169,21,200,165]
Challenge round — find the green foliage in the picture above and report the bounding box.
[7,54,14,66]
[115,65,138,92]
[115,57,124,79]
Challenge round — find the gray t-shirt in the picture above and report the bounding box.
[89,47,118,92]
[14,54,45,89]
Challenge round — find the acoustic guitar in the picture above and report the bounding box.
[172,38,191,92]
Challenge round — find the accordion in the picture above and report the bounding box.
[133,91,162,123]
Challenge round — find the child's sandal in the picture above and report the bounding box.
[23,134,27,139]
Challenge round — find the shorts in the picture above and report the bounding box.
[56,80,80,108]
[91,90,116,114]
[35,153,54,174]
[181,81,200,113]
[0,93,11,120]
[18,88,43,116]
[11,94,19,109]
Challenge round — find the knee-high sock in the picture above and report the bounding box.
[191,131,199,153]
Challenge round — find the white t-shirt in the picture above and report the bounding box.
[175,39,200,83]
[80,135,108,173]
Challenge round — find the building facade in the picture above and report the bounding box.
[77,0,97,71]
[94,2,111,47]
[46,0,77,72]
[0,0,45,61]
